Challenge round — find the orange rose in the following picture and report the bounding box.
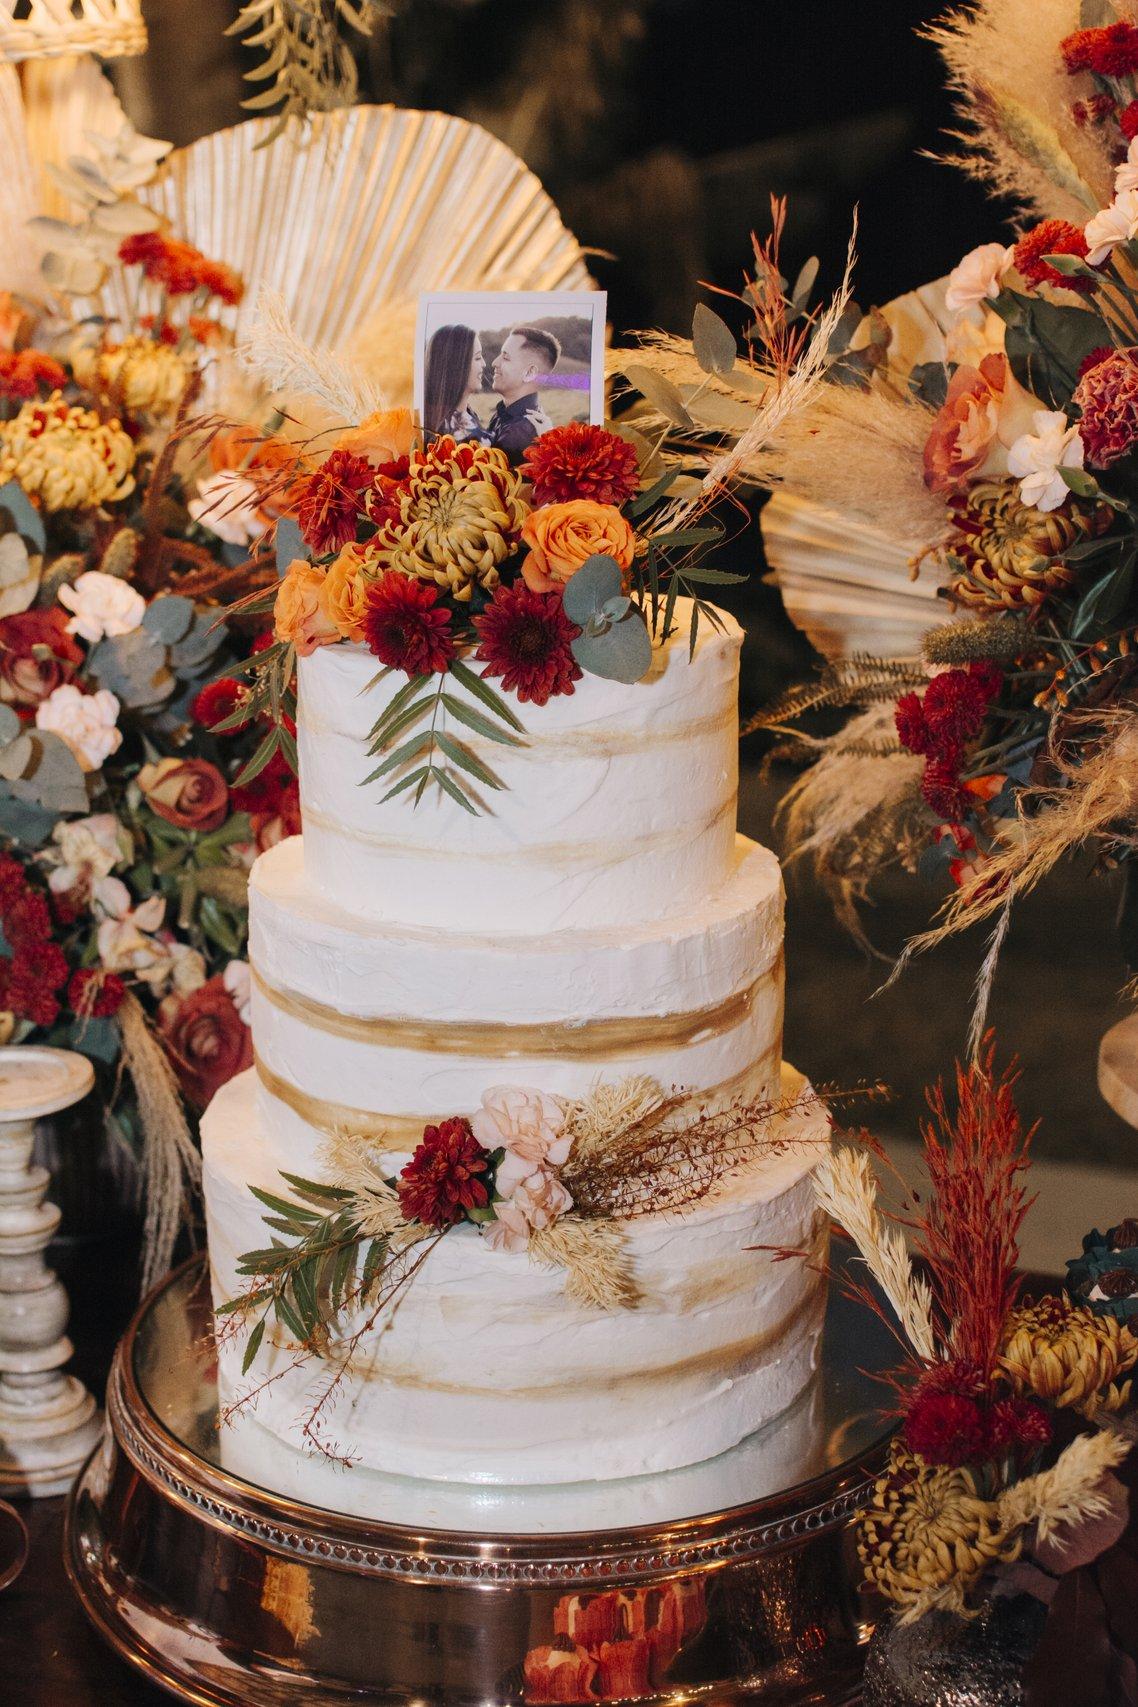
[208,427,311,520]
[335,407,414,469]
[520,500,638,594]
[923,353,1041,494]
[319,542,378,643]
[274,559,340,656]
[138,756,229,831]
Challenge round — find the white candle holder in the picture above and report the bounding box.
[0,1046,102,1498]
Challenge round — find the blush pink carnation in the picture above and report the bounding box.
[1073,346,1138,467]
[470,1084,570,1197]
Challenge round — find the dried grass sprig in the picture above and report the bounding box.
[776,703,926,946]
[996,1427,1132,1546]
[563,1075,667,1168]
[119,991,201,1291]
[924,0,1112,223]
[529,1218,640,1311]
[913,1038,1036,1379]
[743,654,927,734]
[814,1146,937,1363]
[562,1082,830,1222]
[318,1130,405,1241]
[243,286,388,424]
[903,707,1138,959]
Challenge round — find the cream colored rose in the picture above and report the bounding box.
[482,1167,574,1252]
[58,570,146,644]
[188,470,265,547]
[471,1084,570,1198]
[943,243,1013,320]
[35,682,122,771]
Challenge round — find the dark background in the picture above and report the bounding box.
[114,0,1137,1176]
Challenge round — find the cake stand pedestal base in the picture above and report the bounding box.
[65,1255,890,1706]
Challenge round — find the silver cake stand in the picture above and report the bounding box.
[65,1252,891,1705]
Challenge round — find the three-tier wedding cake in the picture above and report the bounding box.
[202,599,828,1487]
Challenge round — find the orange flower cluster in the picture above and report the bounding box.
[118,232,244,304]
[0,349,68,400]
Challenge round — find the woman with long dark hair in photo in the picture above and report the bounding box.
[423,323,487,441]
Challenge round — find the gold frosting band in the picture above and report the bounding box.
[300,795,735,865]
[254,1056,431,1147]
[301,704,735,758]
[251,957,780,1059]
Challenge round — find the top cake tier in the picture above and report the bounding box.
[297,598,742,934]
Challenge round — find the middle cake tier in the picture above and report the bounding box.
[248,833,785,1169]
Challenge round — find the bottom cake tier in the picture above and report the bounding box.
[202,1065,828,1486]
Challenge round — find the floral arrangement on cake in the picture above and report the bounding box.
[0,127,299,1278]
[219,1072,835,1457]
[229,207,857,814]
[821,1038,1137,1678]
[617,5,1138,999]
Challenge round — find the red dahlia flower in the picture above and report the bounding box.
[985,1396,1052,1455]
[362,570,455,675]
[118,232,245,303]
[0,350,68,400]
[296,449,374,554]
[1074,346,1138,467]
[1122,99,1138,141]
[895,664,1002,769]
[1013,219,1093,294]
[1061,22,1138,77]
[902,1389,989,1467]
[68,968,127,1019]
[191,676,250,733]
[473,583,582,705]
[921,757,972,823]
[521,423,640,507]
[397,1118,490,1228]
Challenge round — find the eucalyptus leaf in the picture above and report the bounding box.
[561,555,624,627]
[0,784,56,847]
[169,610,224,673]
[142,594,195,646]
[571,608,652,684]
[692,303,737,376]
[0,532,37,618]
[0,481,47,554]
[791,255,820,310]
[621,364,695,430]
[0,733,33,781]
[275,516,308,577]
[15,731,88,812]
[88,628,174,709]
[0,703,20,748]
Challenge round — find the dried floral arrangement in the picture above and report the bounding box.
[232,217,854,815]
[230,1,391,143]
[620,5,1138,1009]
[0,128,302,1280]
[219,1073,831,1457]
[820,1038,1137,1666]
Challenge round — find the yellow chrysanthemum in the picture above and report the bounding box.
[999,1295,1138,1418]
[857,1442,1018,1618]
[0,393,135,512]
[375,436,528,602]
[945,478,1110,612]
[73,335,190,419]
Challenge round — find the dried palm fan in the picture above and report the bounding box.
[0,0,146,63]
[0,55,128,294]
[763,277,973,660]
[100,104,593,416]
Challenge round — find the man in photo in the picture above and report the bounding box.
[487,325,559,460]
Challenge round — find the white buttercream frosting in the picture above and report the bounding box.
[296,598,741,933]
[203,1064,828,1485]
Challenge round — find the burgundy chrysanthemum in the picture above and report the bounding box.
[1079,345,1116,380]
[1121,100,1138,142]
[1074,346,1138,467]
[397,1118,491,1228]
[191,676,249,733]
[296,449,374,554]
[473,583,582,706]
[521,423,641,507]
[1061,22,1138,77]
[362,570,455,675]
[902,1389,989,1467]
[68,968,126,1019]
[895,665,1001,768]
[922,756,972,823]
[1013,219,1093,295]
[986,1397,1053,1455]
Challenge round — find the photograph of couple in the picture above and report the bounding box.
[416,291,607,464]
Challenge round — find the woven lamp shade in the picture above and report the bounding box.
[0,0,146,64]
